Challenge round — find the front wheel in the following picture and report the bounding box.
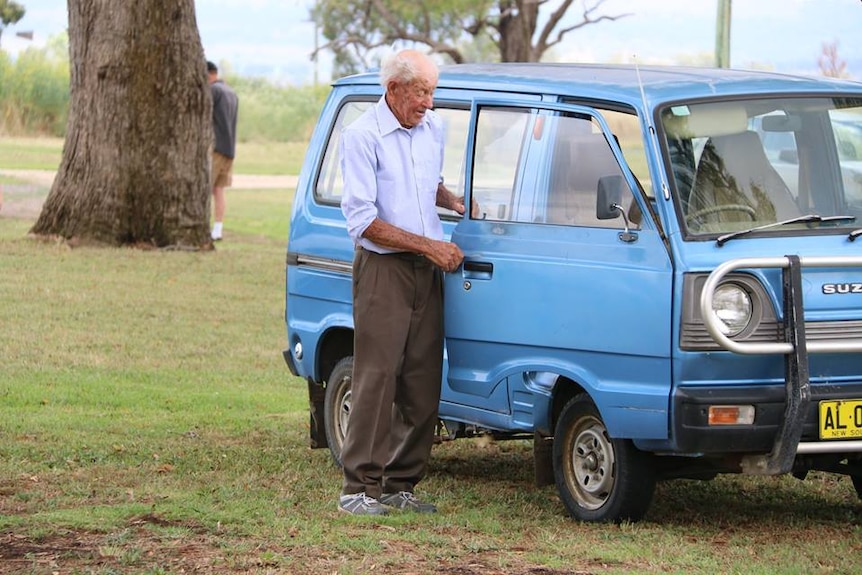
[553,394,656,522]
[323,356,353,467]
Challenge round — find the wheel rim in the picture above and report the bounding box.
[565,416,615,510]
[334,377,351,449]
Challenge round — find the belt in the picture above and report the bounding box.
[388,251,426,262]
[359,247,427,263]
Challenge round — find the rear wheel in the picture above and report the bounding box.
[323,356,353,467]
[553,394,656,522]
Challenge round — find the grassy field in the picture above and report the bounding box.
[0,145,861,574]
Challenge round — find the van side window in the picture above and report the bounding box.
[600,108,653,199]
[314,101,471,219]
[435,107,471,217]
[472,108,529,221]
[472,107,636,228]
[546,115,634,227]
[315,101,372,204]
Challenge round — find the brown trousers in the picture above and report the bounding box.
[341,248,444,498]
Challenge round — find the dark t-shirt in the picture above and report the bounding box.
[211,80,239,159]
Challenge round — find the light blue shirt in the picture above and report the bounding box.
[340,96,445,254]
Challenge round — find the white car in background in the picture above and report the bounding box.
[832,113,862,201]
[754,110,862,204]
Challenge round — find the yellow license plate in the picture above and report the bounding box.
[819,399,862,439]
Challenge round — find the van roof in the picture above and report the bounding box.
[335,63,862,110]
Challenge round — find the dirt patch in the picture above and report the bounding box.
[0,526,225,575]
[231,173,298,190]
[0,186,48,223]
[0,169,56,188]
[0,520,596,575]
[0,170,298,221]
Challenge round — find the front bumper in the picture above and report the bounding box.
[673,381,862,454]
[682,254,862,473]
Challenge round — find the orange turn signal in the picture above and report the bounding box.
[708,405,755,425]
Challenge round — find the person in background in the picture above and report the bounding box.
[207,60,239,241]
[337,49,466,516]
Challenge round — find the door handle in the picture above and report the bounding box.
[463,260,493,280]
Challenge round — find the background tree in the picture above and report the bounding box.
[818,40,849,79]
[0,0,25,46]
[31,1,212,248]
[311,0,629,77]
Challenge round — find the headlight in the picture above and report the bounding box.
[711,283,752,336]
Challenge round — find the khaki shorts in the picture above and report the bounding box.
[211,151,234,188]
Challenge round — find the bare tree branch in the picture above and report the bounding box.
[539,0,631,55]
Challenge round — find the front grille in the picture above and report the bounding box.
[681,319,781,350]
[805,319,862,340]
[680,319,862,350]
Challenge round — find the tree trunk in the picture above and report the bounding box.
[31,0,212,248]
[497,0,540,62]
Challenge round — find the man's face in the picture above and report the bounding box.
[388,73,437,129]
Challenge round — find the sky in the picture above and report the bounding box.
[3,0,861,85]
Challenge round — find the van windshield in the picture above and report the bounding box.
[660,96,862,237]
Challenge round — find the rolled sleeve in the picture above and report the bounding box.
[340,128,380,243]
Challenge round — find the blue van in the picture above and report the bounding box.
[284,63,862,522]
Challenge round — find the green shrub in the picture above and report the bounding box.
[7,47,70,134]
[0,32,70,135]
[0,33,329,143]
[229,76,330,143]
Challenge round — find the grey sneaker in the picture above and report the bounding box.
[338,492,389,516]
[380,491,437,513]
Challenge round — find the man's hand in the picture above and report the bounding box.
[465,195,481,219]
[426,239,464,273]
[451,197,466,215]
[450,195,481,219]
[438,184,482,218]
[363,217,464,272]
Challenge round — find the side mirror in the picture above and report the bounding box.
[596,175,625,220]
[596,175,637,243]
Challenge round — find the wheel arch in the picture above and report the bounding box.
[317,326,354,383]
[547,376,588,436]
[540,364,668,442]
[305,326,352,451]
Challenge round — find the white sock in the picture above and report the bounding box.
[211,222,223,239]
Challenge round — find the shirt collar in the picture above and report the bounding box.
[375,95,428,136]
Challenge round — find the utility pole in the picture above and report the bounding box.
[715,0,732,68]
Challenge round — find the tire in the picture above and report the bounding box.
[553,394,656,523]
[324,356,353,467]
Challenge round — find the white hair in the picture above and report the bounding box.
[379,50,434,87]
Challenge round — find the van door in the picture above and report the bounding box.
[441,102,673,439]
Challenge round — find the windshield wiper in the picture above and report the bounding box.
[716,214,857,246]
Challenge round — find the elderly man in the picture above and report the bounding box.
[338,49,465,515]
